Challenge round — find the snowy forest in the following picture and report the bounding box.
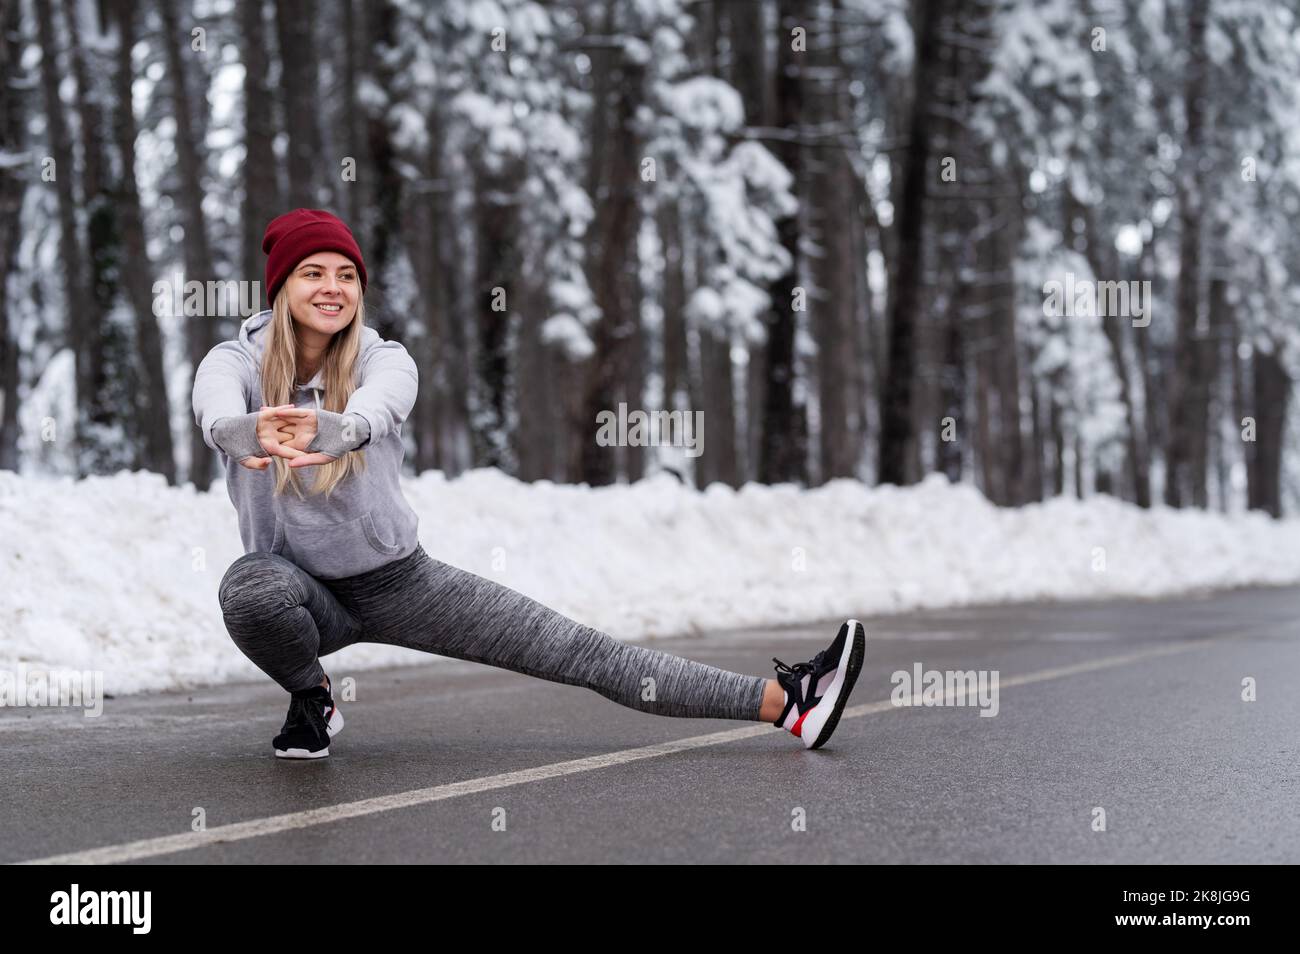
[1,0,1299,517]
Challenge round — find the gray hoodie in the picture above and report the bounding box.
[192,309,421,579]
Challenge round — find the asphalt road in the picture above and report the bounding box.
[3,585,1298,864]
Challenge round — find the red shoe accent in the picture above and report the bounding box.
[791,710,810,737]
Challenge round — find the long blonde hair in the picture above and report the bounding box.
[260,286,368,499]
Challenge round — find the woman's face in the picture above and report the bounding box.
[284,251,360,337]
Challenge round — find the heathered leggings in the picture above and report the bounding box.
[217,544,768,721]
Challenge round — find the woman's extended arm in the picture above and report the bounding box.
[275,342,413,467]
[339,340,418,447]
[308,410,370,459]
[194,344,304,466]
[193,342,257,457]
[211,413,268,461]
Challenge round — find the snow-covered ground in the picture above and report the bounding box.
[4,467,1300,697]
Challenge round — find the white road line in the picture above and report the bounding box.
[14,633,1236,865]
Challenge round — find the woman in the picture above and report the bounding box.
[192,208,865,759]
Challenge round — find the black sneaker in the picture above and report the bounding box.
[771,619,866,749]
[273,677,343,759]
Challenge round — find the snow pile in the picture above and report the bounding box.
[3,468,1300,697]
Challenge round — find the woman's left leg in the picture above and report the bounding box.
[326,546,769,721]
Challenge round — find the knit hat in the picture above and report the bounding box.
[262,209,368,307]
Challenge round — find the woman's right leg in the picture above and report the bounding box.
[325,546,769,721]
[218,552,365,693]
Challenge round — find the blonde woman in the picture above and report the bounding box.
[192,209,865,759]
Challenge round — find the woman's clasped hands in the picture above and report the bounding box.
[237,404,338,471]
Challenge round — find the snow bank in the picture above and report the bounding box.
[3,468,1299,697]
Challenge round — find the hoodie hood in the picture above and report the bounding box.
[237,308,379,410]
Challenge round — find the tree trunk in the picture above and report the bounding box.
[1068,191,1150,507]
[733,0,769,486]
[935,287,964,482]
[35,0,95,475]
[240,0,279,292]
[1165,0,1208,508]
[657,198,688,421]
[701,324,740,488]
[406,107,450,477]
[1206,277,1229,511]
[989,188,1025,504]
[159,0,218,488]
[1027,378,1044,501]
[274,0,328,209]
[1231,293,1249,508]
[1248,349,1288,518]
[472,166,519,472]
[807,0,861,483]
[0,0,24,472]
[976,341,996,497]
[727,0,769,483]
[849,164,875,480]
[878,0,944,486]
[513,254,550,480]
[1049,388,1065,496]
[340,0,362,226]
[62,0,128,472]
[1135,242,1162,498]
[359,2,402,341]
[758,0,808,485]
[111,0,175,483]
[580,0,645,486]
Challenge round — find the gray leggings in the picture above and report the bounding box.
[218,545,767,721]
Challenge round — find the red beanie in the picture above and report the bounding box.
[262,209,368,307]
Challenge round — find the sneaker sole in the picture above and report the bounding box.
[275,745,330,759]
[804,619,866,750]
[274,705,343,759]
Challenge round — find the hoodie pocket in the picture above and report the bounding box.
[279,512,398,578]
[360,511,404,555]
